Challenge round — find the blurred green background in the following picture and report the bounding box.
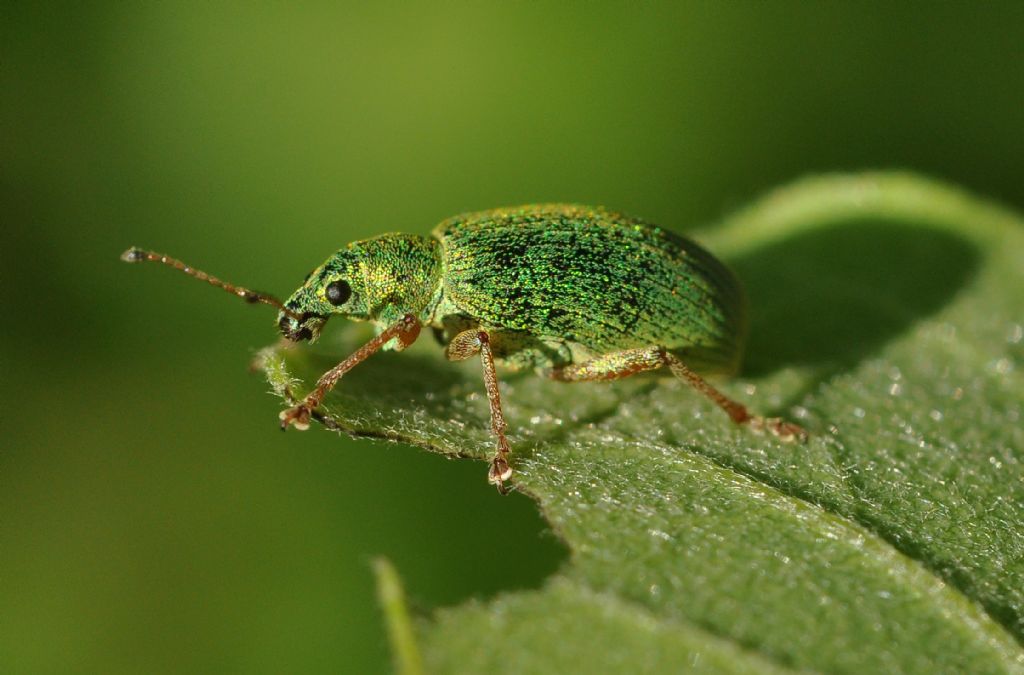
[3,3,1023,673]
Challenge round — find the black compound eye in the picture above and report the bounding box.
[325,279,352,306]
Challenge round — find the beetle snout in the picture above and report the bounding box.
[277,312,323,342]
[278,314,310,341]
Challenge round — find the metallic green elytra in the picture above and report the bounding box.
[123,204,806,493]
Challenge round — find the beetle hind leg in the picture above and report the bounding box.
[549,346,806,442]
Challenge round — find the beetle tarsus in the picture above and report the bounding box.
[748,416,807,443]
[488,453,513,494]
[279,403,312,431]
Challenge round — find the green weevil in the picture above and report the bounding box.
[123,204,806,492]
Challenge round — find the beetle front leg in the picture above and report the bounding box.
[279,313,421,430]
[446,328,514,493]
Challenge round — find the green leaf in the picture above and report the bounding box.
[258,173,1024,673]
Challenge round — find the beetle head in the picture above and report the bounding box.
[277,234,441,342]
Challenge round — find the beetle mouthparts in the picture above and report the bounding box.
[278,313,321,342]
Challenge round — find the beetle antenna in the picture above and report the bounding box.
[121,247,303,321]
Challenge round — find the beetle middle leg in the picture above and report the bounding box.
[446,328,514,493]
[549,346,806,442]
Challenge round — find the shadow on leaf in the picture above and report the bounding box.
[730,219,980,377]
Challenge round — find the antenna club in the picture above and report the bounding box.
[121,247,147,263]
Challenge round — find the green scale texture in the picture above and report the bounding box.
[435,204,745,373]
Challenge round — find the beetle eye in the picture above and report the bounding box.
[325,279,352,306]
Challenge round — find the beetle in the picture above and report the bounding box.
[123,204,805,492]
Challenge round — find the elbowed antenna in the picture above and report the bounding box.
[121,247,304,321]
